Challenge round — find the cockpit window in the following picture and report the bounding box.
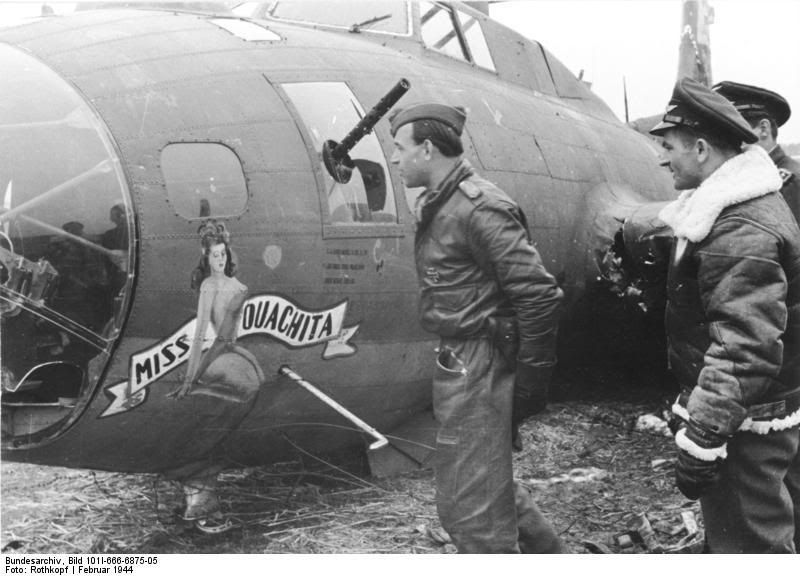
[420,2,495,71]
[420,2,465,61]
[281,82,398,226]
[0,43,133,342]
[458,9,495,71]
[235,1,411,35]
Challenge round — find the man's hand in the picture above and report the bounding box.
[512,363,553,428]
[486,316,519,368]
[511,423,523,452]
[674,419,728,500]
[675,450,722,500]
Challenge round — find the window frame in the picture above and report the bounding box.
[249,1,414,38]
[161,141,250,222]
[273,78,406,240]
[420,1,468,62]
[453,8,496,72]
[418,2,497,73]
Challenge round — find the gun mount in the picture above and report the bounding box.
[322,78,410,184]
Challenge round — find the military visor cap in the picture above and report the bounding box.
[650,77,758,144]
[712,80,791,127]
[389,103,466,136]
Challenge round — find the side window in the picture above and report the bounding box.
[281,82,398,225]
[457,9,495,71]
[162,143,248,220]
[420,2,466,62]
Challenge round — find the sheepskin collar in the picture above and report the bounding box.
[658,145,783,242]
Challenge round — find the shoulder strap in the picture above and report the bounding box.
[458,179,482,200]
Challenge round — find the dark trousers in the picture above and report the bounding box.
[432,337,565,553]
[701,426,800,553]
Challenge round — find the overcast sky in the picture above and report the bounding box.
[491,0,800,144]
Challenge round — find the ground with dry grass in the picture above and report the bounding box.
[1,390,704,554]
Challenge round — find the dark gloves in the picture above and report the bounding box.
[511,424,523,452]
[485,316,519,369]
[484,317,554,450]
[512,363,554,428]
[665,411,684,436]
[511,363,553,452]
[675,418,728,501]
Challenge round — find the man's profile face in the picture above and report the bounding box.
[661,129,703,190]
[391,124,428,189]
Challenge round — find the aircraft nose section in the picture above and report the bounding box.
[1,43,135,449]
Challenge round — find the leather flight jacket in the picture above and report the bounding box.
[414,159,562,367]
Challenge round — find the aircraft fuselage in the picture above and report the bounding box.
[0,4,674,474]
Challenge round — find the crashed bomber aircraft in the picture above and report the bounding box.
[0,2,674,481]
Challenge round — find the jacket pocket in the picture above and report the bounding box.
[427,284,478,312]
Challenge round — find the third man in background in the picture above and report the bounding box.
[713,81,800,222]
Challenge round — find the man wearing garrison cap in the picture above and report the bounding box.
[713,81,800,223]
[650,77,800,553]
[389,103,565,553]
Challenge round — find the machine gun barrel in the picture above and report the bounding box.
[323,78,410,183]
[332,78,410,160]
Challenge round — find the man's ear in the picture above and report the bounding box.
[423,139,433,160]
[754,118,771,141]
[695,137,709,160]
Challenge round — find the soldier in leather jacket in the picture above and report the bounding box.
[389,103,564,553]
[651,78,800,552]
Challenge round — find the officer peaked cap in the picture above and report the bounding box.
[712,80,791,127]
[389,103,466,136]
[650,77,758,145]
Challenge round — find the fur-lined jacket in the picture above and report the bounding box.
[659,145,800,438]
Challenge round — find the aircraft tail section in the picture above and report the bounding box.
[629,0,714,135]
[677,0,714,86]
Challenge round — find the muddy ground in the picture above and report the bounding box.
[1,375,705,555]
